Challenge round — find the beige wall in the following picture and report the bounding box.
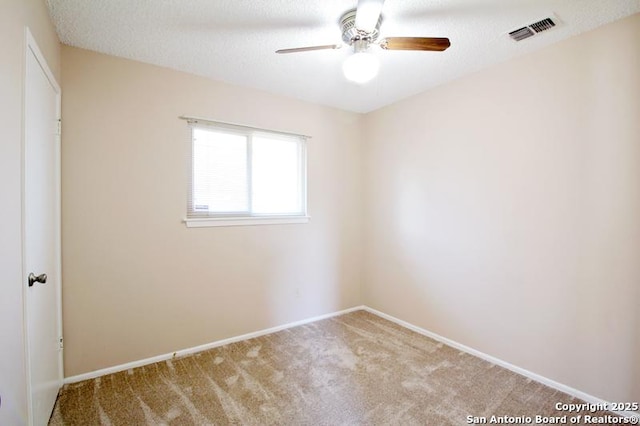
[0,0,60,423]
[61,46,364,376]
[363,13,640,403]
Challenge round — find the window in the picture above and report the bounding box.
[184,118,308,227]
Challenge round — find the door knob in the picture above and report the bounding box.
[28,272,47,287]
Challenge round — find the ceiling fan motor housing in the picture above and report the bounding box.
[340,9,382,44]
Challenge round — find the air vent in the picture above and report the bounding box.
[508,16,558,42]
[509,27,535,42]
[530,18,556,33]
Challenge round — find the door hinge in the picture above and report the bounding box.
[55,119,62,136]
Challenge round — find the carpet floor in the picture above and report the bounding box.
[49,310,615,425]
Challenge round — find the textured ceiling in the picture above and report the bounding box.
[47,0,640,113]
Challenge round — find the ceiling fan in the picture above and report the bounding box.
[276,0,451,84]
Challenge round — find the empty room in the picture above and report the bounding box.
[1,0,639,424]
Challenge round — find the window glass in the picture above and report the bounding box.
[187,122,307,221]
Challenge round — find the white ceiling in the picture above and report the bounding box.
[47,0,640,113]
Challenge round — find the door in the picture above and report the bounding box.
[23,29,63,425]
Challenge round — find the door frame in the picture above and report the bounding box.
[21,27,63,424]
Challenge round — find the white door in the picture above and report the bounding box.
[23,29,63,426]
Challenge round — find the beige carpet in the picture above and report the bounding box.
[49,310,616,425]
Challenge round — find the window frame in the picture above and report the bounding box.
[183,117,309,228]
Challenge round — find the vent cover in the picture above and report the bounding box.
[530,18,556,33]
[508,17,557,42]
[509,27,535,41]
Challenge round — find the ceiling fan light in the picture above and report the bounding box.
[342,52,379,84]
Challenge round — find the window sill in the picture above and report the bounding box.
[184,215,310,228]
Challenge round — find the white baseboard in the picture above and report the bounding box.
[64,305,365,385]
[63,304,638,420]
[362,306,639,420]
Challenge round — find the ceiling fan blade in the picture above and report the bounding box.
[276,44,341,54]
[355,0,385,33]
[380,37,451,51]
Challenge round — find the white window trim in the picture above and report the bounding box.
[181,116,310,228]
[184,215,310,228]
